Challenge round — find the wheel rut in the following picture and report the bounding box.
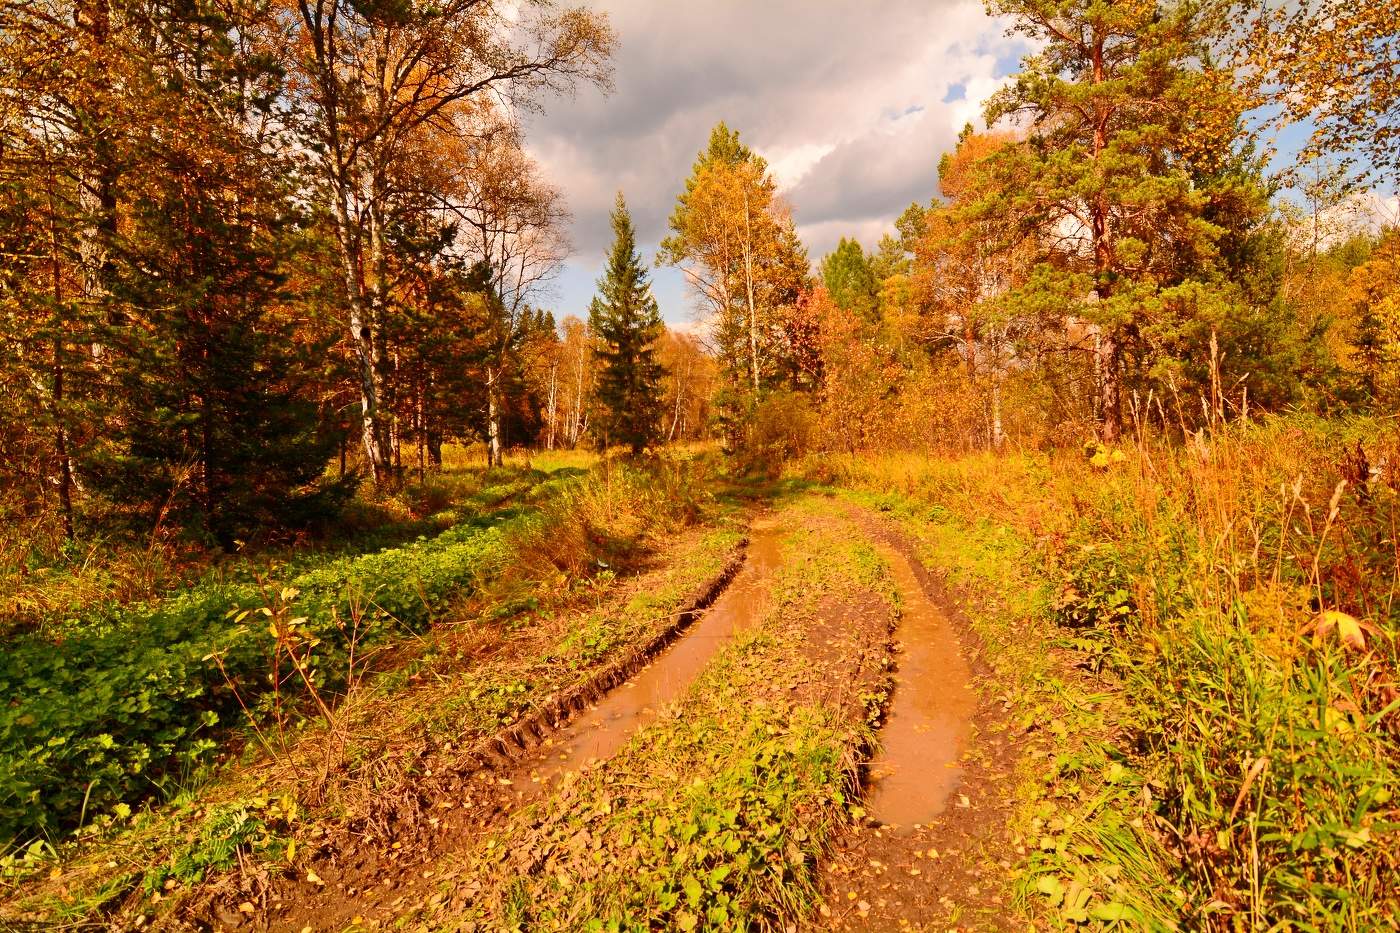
[817,505,1024,932]
[513,516,784,795]
[246,520,782,933]
[205,504,1016,933]
[863,540,978,829]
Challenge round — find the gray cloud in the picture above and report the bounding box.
[522,0,1026,321]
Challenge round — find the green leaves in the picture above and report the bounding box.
[0,503,520,846]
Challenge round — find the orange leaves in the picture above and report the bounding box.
[1304,610,1380,653]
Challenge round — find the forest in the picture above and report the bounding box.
[0,0,1397,930]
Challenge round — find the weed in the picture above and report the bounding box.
[815,414,1400,929]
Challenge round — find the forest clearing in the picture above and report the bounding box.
[1,0,1398,930]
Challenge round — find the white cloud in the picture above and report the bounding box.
[523,0,1028,320]
[766,142,838,192]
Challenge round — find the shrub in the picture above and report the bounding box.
[734,391,815,478]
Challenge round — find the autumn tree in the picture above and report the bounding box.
[445,133,573,466]
[285,0,613,482]
[661,123,809,450]
[557,316,594,447]
[82,5,339,543]
[661,123,809,395]
[912,129,1038,450]
[0,0,132,539]
[1350,230,1400,406]
[657,329,716,443]
[0,0,351,541]
[1243,3,1400,185]
[588,194,665,454]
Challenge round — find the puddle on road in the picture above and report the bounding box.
[523,517,784,788]
[866,543,977,830]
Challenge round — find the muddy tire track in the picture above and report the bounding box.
[816,503,1027,932]
[206,530,773,933]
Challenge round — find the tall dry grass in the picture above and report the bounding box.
[814,414,1400,928]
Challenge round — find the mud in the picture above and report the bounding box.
[191,532,756,933]
[517,516,784,789]
[864,542,977,830]
[817,503,1026,932]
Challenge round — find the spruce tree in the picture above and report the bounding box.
[589,193,666,454]
[820,237,879,320]
[79,2,342,545]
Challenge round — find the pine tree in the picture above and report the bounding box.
[589,193,666,454]
[820,238,879,320]
[985,0,1252,442]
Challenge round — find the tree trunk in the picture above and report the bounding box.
[741,190,760,395]
[990,376,1005,452]
[75,0,116,361]
[545,359,558,451]
[571,341,586,446]
[1089,30,1121,445]
[487,368,502,467]
[46,164,75,541]
[668,359,686,443]
[330,193,388,483]
[52,342,75,541]
[1095,328,1121,444]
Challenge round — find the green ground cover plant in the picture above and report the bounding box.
[0,456,684,851]
[0,453,568,640]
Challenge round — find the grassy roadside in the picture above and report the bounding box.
[812,414,1400,930]
[0,454,739,928]
[820,480,1175,929]
[406,496,896,932]
[0,461,585,850]
[0,447,584,640]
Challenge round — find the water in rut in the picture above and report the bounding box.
[866,543,977,829]
[526,518,784,785]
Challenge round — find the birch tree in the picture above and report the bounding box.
[446,135,572,466]
[286,0,612,481]
[660,123,809,410]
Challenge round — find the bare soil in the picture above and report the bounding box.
[814,506,1027,932]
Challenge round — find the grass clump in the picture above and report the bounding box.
[817,413,1400,929]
